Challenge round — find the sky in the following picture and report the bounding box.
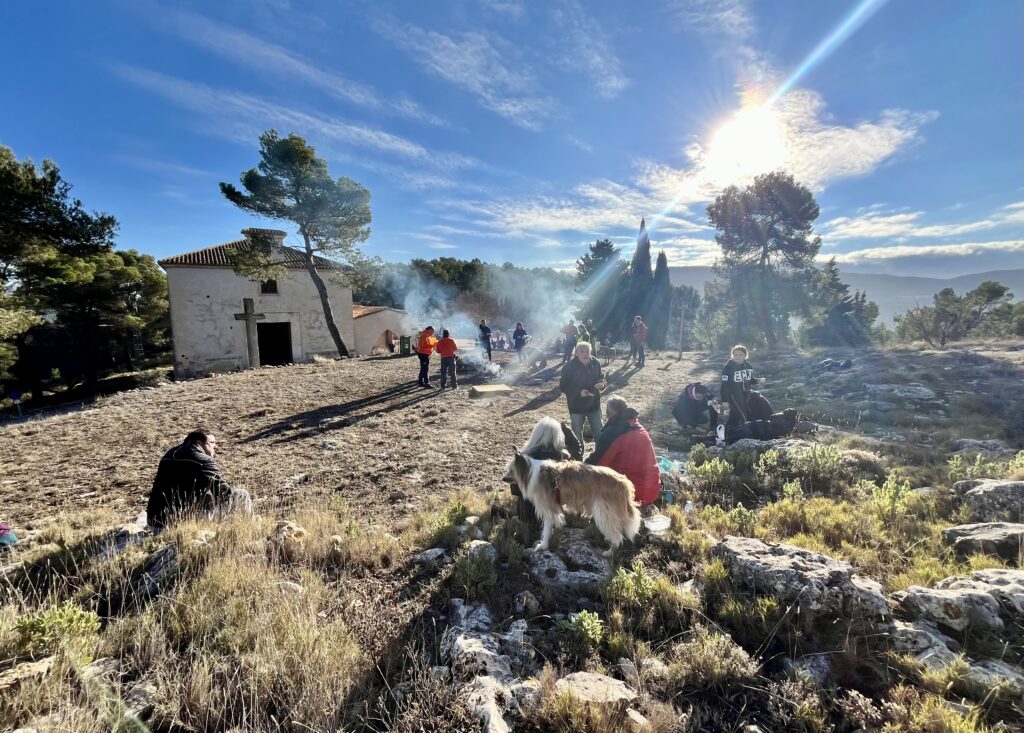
[2,0,1023,278]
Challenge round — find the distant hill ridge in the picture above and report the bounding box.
[668,267,1024,322]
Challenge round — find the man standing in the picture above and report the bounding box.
[559,341,607,448]
[632,315,648,367]
[478,319,493,362]
[146,429,253,529]
[416,326,437,387]
[560,319,579,364]
[435,329,459,389]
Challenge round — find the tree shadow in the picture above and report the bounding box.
[503,387,564,418]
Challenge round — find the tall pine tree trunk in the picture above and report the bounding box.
[302,236,350,358]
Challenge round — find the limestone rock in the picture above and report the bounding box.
[514,590,540,616]
[462,675,511,733]
[627,708,651,731]
[864,383,937,400]
[885,619,959,669]
[935,568,1024,618]
[618,656,670,688]
[951,439,1013,458]
[467,539,497,563]
[555,672,637,707]
[451,598,494,632]
[894,585,1004,632]
[712,535,888,620]
[267,521,307,562]
[134,544,179,598]
[527,528,608,588]
[941,522,1024,562]
[81,656,121,683]
[440,627,513,680]
[854,400,897,413]
[508,678,542,711]
[277,581,305,597]
[957,480,1024,522]
[413,547,450,565]
[0,656,54,694]
[455,524,486,541]
[99,524,151,560]
[962,659,1024,699]
[783,655,831,686]
[119,679,157,727]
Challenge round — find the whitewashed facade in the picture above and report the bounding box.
[160,229,355,378]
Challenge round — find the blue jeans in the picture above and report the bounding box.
[440,356,457,388]
[570,409,603,448]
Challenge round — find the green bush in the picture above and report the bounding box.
[872,474,912,523]
[689,443,712,467]
[686,457,735,504]
[557,610,604,651]
[448,550,497,602]
[789,444,846,495]
[756,450,784,492]
[15,601,100,660]
[667,625,759,692]
[607,560,658,608]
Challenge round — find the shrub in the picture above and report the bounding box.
[448,549,497,602]
[782,480,805,501]
[689,443,712,467]
[727,503,757,536]
[697,504,756,538]
[716,594,795,651]
[15,601,99,660]
[666,625,759,691]
[756,449,784,493]
[607,560,658,608]
[872,474,912,524]
[557,610,604,652]
[789,444,846,495]
[686,457,734,504]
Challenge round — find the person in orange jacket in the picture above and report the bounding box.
[435,329,459,389]
[415,326,437,387]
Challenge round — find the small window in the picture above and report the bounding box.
[260,279,278,294]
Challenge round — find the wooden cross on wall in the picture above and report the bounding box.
[234,297,266,368]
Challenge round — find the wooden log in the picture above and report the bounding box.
[469,384,514,397]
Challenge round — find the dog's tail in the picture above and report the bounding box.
[624,500,642,542]
[592,481,644,547]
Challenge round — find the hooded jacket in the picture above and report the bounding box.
[586,407,660,505]
[146,442,230,528]
[672,383,714,426]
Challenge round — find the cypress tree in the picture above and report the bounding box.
[624,218,653,333]
[648,251,672,349]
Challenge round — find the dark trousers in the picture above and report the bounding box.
[637,342,646,366]
[629,339,638,361]
[440,356,457,388]
[417,353,430,385]
[483,342,492,361]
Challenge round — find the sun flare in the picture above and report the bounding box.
[704,106,788,186]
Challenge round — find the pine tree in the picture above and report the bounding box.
[624,218,653,333]
[576,239,626,336]
[648,251,672,349]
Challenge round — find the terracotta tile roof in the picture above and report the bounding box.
[158,237,341,270]
[352,305,406,319]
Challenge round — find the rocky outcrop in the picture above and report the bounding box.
[0,656,54,695]
[954,480,1024,522]
[941,522,1024,561]
[935,568,1024,618]
[527,529,608,588]
[863,383,937,400]
[712,536,888,621]
[555,671,637,707]
[893,585,1004,632]
[951,439,1013,458]
[267,520,307,562]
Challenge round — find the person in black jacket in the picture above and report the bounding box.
[478,319,493,361]
[559,341,606,447]
[672,382,719,431]
[145,429,253,529]
[720,345,766,428]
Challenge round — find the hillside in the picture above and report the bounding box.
[670,266,1024,322]
[2,344,1024,732]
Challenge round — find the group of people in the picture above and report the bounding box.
[672,344,787,441]
[478,319,532,362]
[414,326,461,389]
[557,339,661,507]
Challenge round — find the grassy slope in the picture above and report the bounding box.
[2,342,1023,732]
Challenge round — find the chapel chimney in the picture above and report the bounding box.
[241,228,288,246]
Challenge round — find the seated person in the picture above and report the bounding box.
[726,409,800,443]
[672,382,719,431]
[586,396,660,506]
[146,428,253,529]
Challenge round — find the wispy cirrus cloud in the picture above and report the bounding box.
[827,239,1024,263]
[551,1,630,99]
[115,154,213,179]
[479,0,526,18]
[429,242,459,250]
[113,66,479,191]
[154,7,448,127]
[372,19,553,130]
[663,0,754,40]
[823,201,1024,241]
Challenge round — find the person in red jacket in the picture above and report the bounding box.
[585,395,660,506]
[631,315,649,367]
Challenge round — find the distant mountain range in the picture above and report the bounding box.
[668,267,1024,323]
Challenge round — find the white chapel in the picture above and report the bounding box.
[159,228,356,378]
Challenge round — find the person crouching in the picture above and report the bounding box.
[586,396,660,507]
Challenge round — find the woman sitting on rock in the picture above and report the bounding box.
[585,396,660,507]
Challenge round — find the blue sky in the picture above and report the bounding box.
[3,0,1023,277]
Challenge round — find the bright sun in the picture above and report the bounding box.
[703,106,788,186]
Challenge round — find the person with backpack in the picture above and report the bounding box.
[415,326,438,387]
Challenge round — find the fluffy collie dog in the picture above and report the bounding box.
[507,447,641,557]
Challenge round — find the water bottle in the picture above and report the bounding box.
[716,423,726,445]
[683,500,694,513]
